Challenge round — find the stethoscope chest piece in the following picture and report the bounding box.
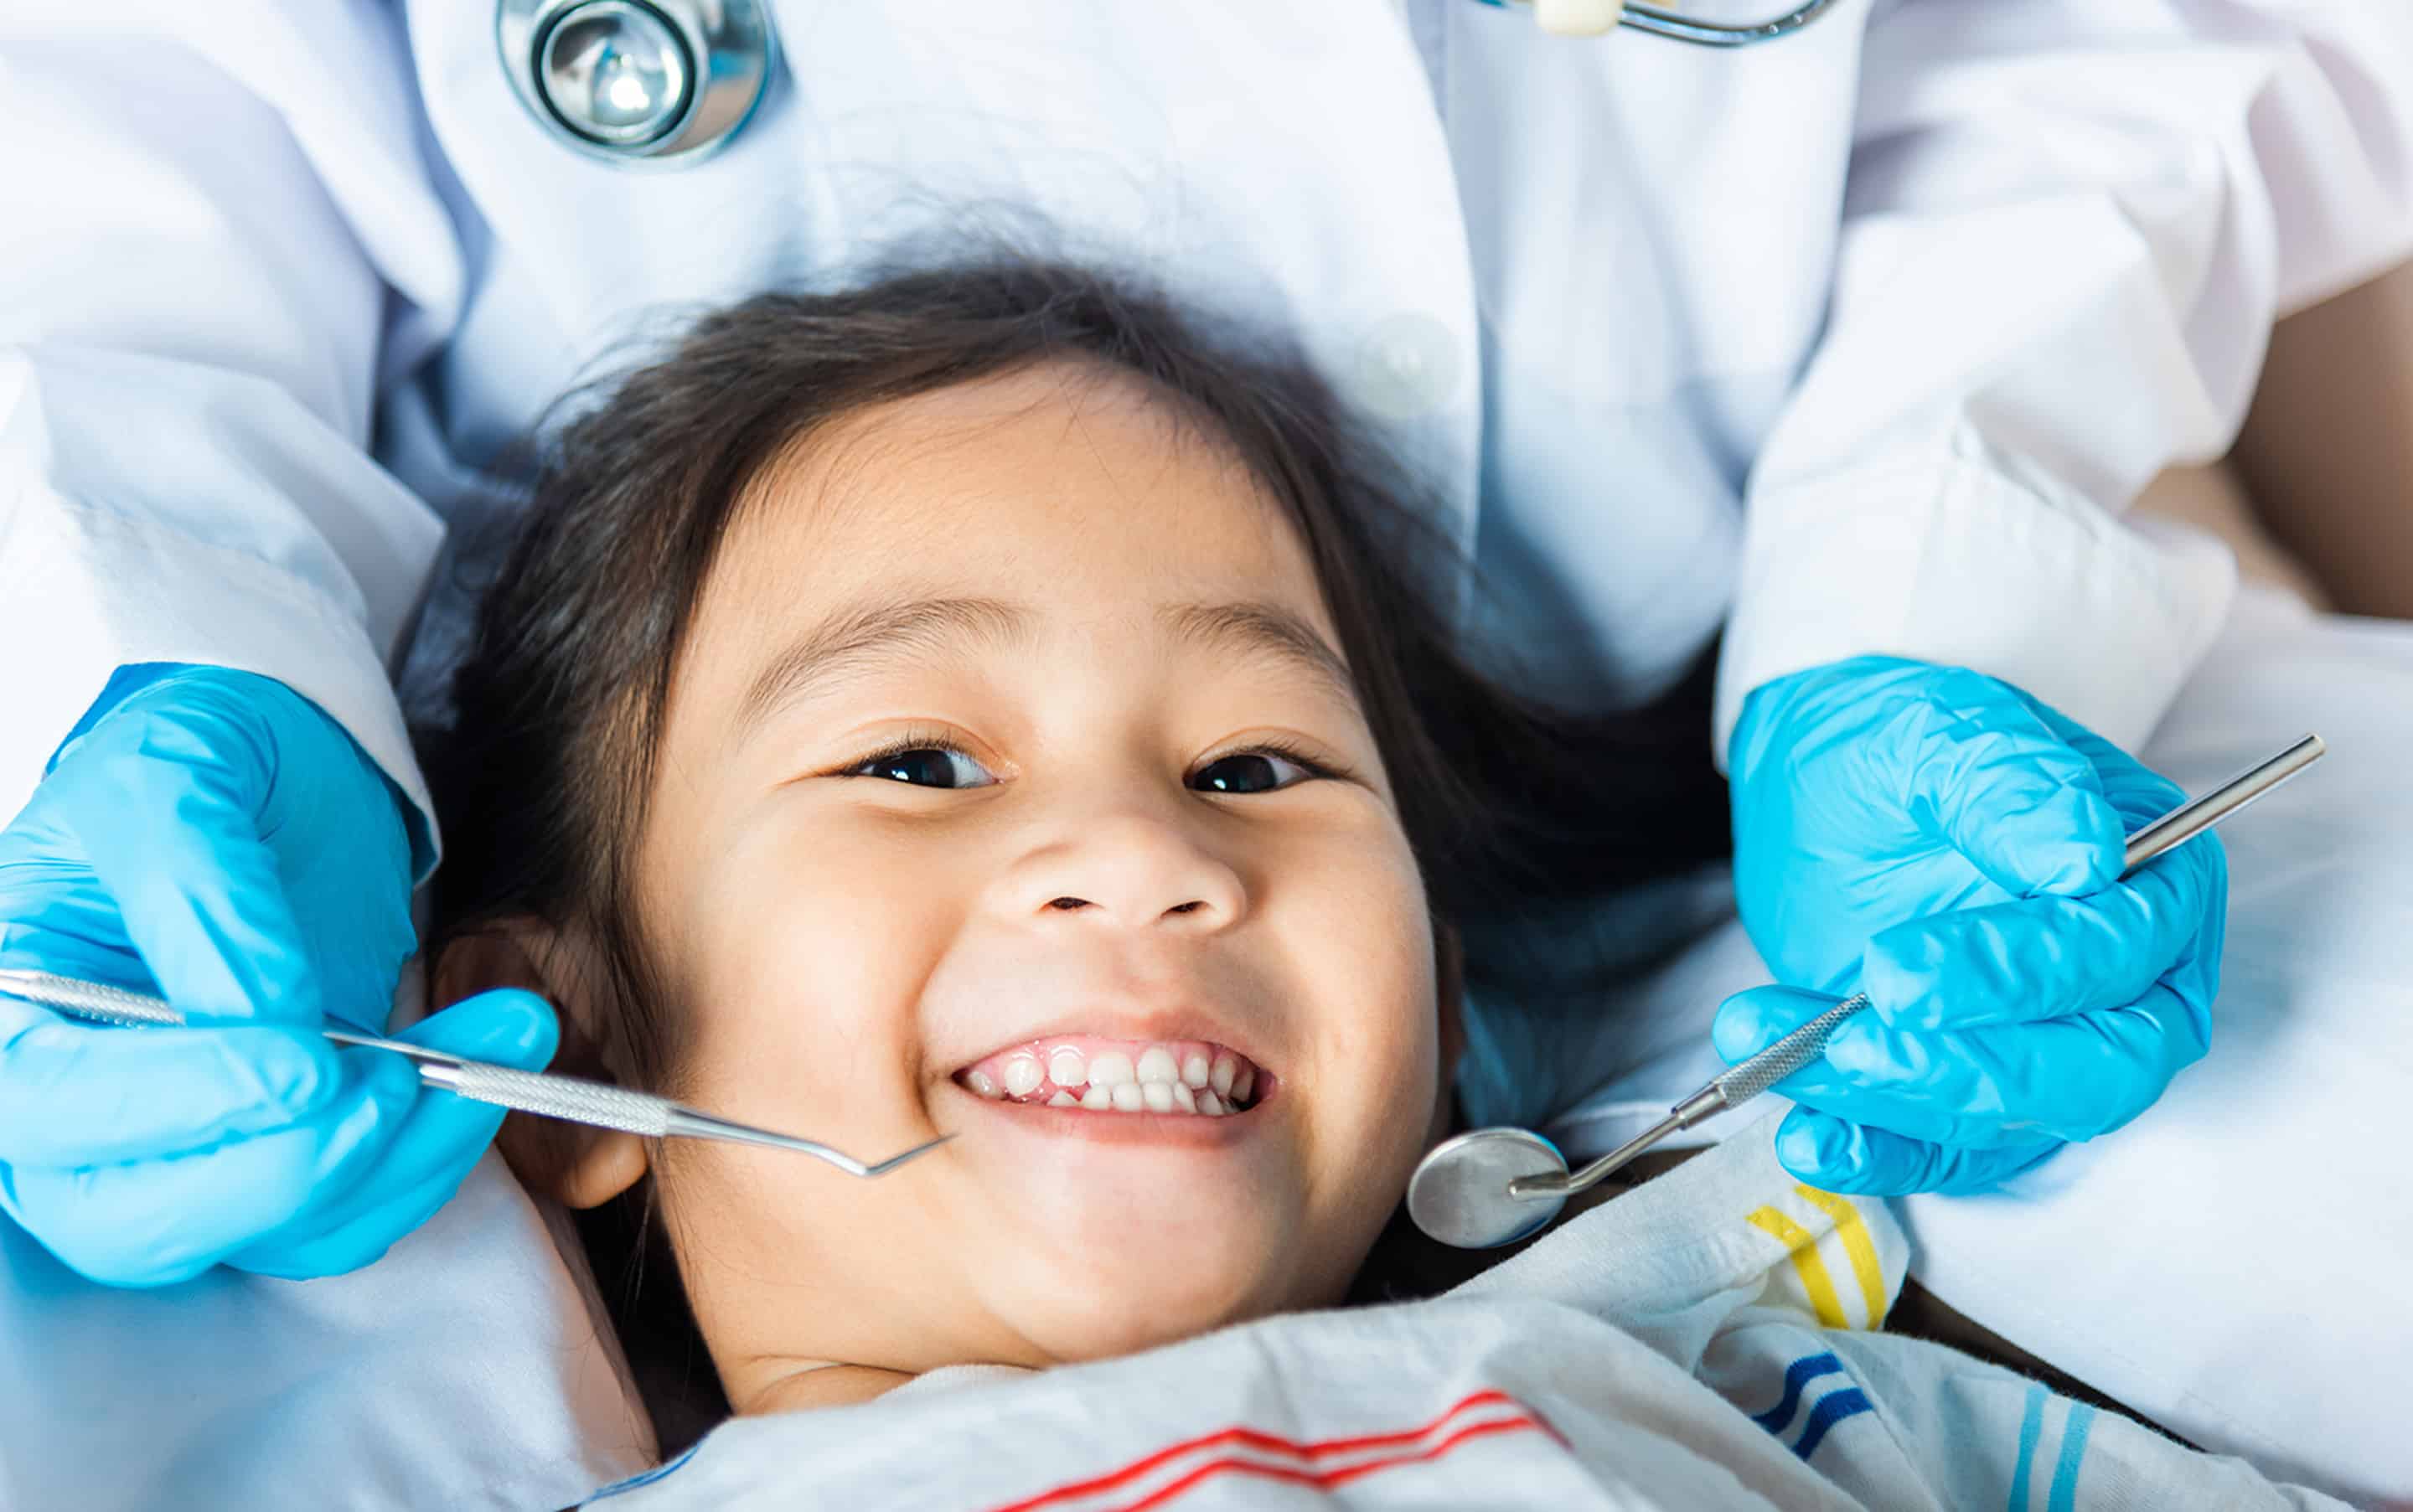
[499,0,774,167]
[1408,1126,1572,1250]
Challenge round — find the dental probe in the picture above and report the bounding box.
[0,970,953,1179]
[1408,732,2328,1250]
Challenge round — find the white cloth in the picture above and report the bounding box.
[1520,587,2413,1505]
[581,1113,2338,1511]
[0,1153,654,1511]
[4,3,2411,838]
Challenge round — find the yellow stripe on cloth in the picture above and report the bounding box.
[1792,1184,1888,1329]
[1745,1205,1847,1328]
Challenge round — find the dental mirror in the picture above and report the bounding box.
[1405,1126,1571,1250]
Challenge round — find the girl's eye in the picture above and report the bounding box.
[850,746,998,789]
[1190,750,1320,795]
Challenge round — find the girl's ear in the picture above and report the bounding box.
[431,921,651,1210]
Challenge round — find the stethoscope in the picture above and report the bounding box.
[499,0,1845,169]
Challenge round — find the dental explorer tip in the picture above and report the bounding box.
[864,1133,957,1177]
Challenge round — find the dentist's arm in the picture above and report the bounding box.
[1720,1,2413,756]
[1,6,457,821]
[1712,3,2413,1192]
[0,6,550,1285]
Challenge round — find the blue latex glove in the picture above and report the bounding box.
[1715,656,2226,1195]
[0,665,557,1286]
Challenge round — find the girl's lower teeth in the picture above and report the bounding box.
[997,1079,1250,1116]
[1041,1082,1239,1115]
[963,1045,1260,1116]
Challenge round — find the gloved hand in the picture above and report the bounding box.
[0,664,557,1285]
[1715,656,2226,1195]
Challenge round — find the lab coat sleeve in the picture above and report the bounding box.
[1713,1,2413,762]
[0,7,462,861]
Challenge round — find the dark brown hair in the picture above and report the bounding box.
[416,261,1726,1442]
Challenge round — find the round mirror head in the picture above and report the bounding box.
[1406,1127,1569,1250]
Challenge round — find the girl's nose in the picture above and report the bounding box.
[1004,814,1247,931]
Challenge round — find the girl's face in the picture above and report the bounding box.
[560,364,1444,1411]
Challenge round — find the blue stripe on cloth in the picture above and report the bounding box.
[586,1443,703,1501]
[2047,1403,2097,1512]
[1751,1351,1847,1432]
[2007,1381,2049,1512]
[1791,1387,1873,1461]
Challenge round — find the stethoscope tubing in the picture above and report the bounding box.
[504,0,1843,168]
[1618,0,1846,47]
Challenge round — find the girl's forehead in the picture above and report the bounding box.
[706,365,1336,642]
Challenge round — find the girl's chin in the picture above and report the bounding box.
[989,1231,1336,1363]
[954,1097,1304,1236]
[1014,1286,1279,1365]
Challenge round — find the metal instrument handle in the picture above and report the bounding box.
[0,970,465,1063]
[1709,993,1870,1110]
[0,967,950,1175]
[416,1059,674,1138]
[8,974,181,1028]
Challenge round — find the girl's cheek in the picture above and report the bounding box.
[679,835,960,1086]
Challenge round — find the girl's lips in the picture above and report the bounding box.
[955,1034,1268,1118]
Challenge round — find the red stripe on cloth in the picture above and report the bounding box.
[988,1391,1550,1512]
[1112,1413,1548,1512]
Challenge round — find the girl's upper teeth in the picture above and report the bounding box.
[959,1035,1265,1115]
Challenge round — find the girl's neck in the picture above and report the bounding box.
[742,1362,917,1417]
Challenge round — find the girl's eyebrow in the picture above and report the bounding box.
[733,595,1034,741]
[731,595,1361,746]
[1158,600,1361,714]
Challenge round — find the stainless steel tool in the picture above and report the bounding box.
[1407,732,2328,1249]
[0,969,953,1179]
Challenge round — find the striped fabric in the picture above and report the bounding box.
[1744,1184,1890,1331]
[1749,1352,1875,1462]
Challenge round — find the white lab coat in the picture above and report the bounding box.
[2,1,2409,852]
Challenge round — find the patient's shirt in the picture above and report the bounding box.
[583,1116,2339,1510]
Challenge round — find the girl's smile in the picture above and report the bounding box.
[953,1034,1272,1118]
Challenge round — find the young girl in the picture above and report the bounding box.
[415,265,2333,1507]
[420,260,1725,1427]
